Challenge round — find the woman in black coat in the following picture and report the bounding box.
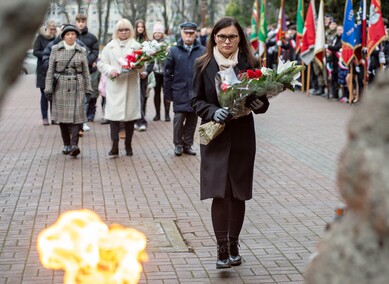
[33,21,57,125]
[191,17,269,269]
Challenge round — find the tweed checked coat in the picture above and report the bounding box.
[45,42,92,123]
[191,54,269,201]
[97,39,143,122]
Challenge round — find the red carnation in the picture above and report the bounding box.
[220,83,230,91]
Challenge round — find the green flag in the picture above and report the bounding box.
[296,0,304,52]
[258,0,268,56]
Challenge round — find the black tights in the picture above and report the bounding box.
[211,198,245,242]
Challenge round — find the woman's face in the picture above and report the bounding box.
[153,32,163,40]
[214,25,240,58]
[136,24,145,34]
[118,27,131,40]
[63,31,77,45]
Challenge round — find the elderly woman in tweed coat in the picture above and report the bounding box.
[97,18,143,157]
[45,24,92,157]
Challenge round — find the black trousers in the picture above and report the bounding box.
[110,120,135,146]
[59,123,81,146]
[154,73,170,117]
[137,78,148,126]
[173,112,197,147]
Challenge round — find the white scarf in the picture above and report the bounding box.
[213,46,239,70]
[63,41,76,50]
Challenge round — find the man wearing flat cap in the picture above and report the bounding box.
[164,22,205,156]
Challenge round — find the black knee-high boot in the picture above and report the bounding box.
[124,121,134,156]
[164,101,171,121]
[109,121,120,155]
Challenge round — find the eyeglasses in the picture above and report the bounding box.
[118,28,130,33]
[216,34,239,42]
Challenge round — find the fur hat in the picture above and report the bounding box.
[153,22,165,34]
[61,24,80,39]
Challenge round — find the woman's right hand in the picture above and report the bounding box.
[110,70,119,78]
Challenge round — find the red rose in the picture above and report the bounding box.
[254,69,263,78]
[220,83,230,91]
[134,49,143,56]
[246,69,255,79]
[126,54,136,63]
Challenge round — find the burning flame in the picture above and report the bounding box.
[37,209,148,284]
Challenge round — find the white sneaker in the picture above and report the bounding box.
[134,123,140,130]
[139,125,147,131]
[83,123,90,131]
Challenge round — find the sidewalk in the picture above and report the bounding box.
[0,75,354,283]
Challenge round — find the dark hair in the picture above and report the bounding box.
[196,17,258,73]
[135,19,150,43]
[76,13,87,21]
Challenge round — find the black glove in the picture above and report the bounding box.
[45,93,52,101]
[245,93,265,110]
[213,108,230,123]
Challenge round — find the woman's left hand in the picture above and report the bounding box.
[248,98,264,111]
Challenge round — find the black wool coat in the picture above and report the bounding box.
[191,54,269,201]
[33,29,56,88]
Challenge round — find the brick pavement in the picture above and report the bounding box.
[0,75,355,283]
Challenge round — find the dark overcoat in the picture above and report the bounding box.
[45,42,92,124]
[191,53,269,201]
[33,27,56,88]
[164,38,205,112]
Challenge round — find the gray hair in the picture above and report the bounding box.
[112,18,134,40]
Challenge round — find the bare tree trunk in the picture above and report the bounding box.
[103,0,112,44]
[0,0,50,103]
[97,0,103,42]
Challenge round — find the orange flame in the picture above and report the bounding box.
[37,209,148,284]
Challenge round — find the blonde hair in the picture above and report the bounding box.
[112,18,134,40]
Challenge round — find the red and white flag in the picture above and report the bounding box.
[300,0,316,64]
[367,0,386,57]
[314,0,325,68]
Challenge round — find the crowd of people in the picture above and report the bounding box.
[33,11,388,271]
[247,14,389,103]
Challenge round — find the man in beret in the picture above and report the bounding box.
[164,22,205,156]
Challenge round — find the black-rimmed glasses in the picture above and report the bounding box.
[216,34,239,42]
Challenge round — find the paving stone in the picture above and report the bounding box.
[0,76,353,283]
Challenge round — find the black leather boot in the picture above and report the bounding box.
[109,139,119,156]
[229,237,242,266]
[164,102,171,121]
[216,239,231,269]
[125,140,133,156]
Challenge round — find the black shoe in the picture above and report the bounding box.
[174,145,183,156]
[229,239,242,266]
[153,115,160,121]
[125,144,133,156]
[69,146,80,157]
[165,115,171,122]
[216,239,231,269]
[62,145,70,155]
[183,146,196,155]
[109,140,119,156]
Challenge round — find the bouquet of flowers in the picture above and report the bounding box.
[123,40,169,71]
[197,59,304,145]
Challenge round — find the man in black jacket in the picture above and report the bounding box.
[75,14,99,127]
[164,22,205,156]
[326,24,342,99]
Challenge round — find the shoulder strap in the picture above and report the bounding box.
[59,50,77,73]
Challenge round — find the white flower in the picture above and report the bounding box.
[260,67,272,76]
[290,72,302,87]
[142,40,162,56]
[277,58,295,74]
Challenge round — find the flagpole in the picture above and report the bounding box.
[277,0,284,59]
[301,61,305,92]
[306,63,311,96]
[349,63,354,103]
